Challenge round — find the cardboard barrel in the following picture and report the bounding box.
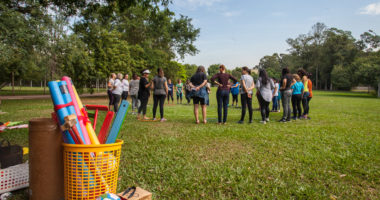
[29,118,64,200]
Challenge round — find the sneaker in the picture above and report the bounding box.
[265,118,269,122]
[260,121,266,124]
[292,116,297,120]
[249,120,253,123]
[237,120,244,124]
[153,118,157,121]
[160,118,167,122]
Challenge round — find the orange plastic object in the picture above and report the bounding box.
[62,140,123,200]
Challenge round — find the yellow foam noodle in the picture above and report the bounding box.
[72,86,100,145]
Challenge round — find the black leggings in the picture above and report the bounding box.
[167,91,173,102]
[291,94,302,118]
[240,93,252,121]
[185,90,191,104]
[153,94,166,118]
[107,90,114,105]
[232,94,238,104]
[112,94,121,112]
[304,97,312,115]
[138,97,149,115]
[258,93,270,121]
[122,91,128,100]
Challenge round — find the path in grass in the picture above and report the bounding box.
[0,90,379,199]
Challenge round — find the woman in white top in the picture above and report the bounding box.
[238,66,255,124]
[112,73,123,112]
[122,74,129,100]
[271,78,279,112]
[107,73,116,110]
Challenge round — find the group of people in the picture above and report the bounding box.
[106,65,313,125]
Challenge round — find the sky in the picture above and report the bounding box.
[169,0,380,69]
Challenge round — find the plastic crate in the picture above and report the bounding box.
[0,162,29,194]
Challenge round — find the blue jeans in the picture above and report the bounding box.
[272,96,278,110]
[217,90,230,123]
[302,92,310,115]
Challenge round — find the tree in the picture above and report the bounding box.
[231,67,242,79]
[207,64,220,77]
[257,53,282,79]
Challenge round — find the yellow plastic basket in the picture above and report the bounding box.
[63,140,123,200]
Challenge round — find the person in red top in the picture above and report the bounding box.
[210,64,238,124]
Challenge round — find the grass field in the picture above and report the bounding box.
[1,89,379,199]
[0,86,106,96]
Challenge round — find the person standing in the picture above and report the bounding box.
[210,64,238,124]
[190,66,208,124]
[176,79,184,104]
[137,69,153,120]
[304,72,313,119]
[152,68,168,122]
[291,74,304,120]
[129,74,140,114]
[237,67,254,124]
[277,83,281,112]
[121,74,129,100]
[167,79,174,104]
[297,69,311,119]
[271,78,279,112]
[279,67,294,122]
[185,79,192,104]
[230,80,240,107]
[107,73,116,110]
[112,73,123,112]
[256,69,274,124]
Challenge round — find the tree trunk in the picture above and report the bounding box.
[12,72,15,95]
[315,67,318,90]
[378,82,380,98]
[330,82,333,91]
[44,74,47,95]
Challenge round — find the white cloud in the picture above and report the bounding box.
[359,2,380,15]
[174,0,224,9]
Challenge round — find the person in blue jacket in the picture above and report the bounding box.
[230,80,240,107]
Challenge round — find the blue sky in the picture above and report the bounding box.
[169,0,380,69]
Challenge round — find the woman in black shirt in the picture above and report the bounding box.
[190,66,208,124]
[138,69,153,120]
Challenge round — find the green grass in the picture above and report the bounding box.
[0,86,106,96]
[1,90,379,199]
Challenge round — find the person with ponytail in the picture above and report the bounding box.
[279,67,293,122]
[210,64,238,124]
[256,69,274,124]
[237,66,254,124]
[152,68,168,122]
